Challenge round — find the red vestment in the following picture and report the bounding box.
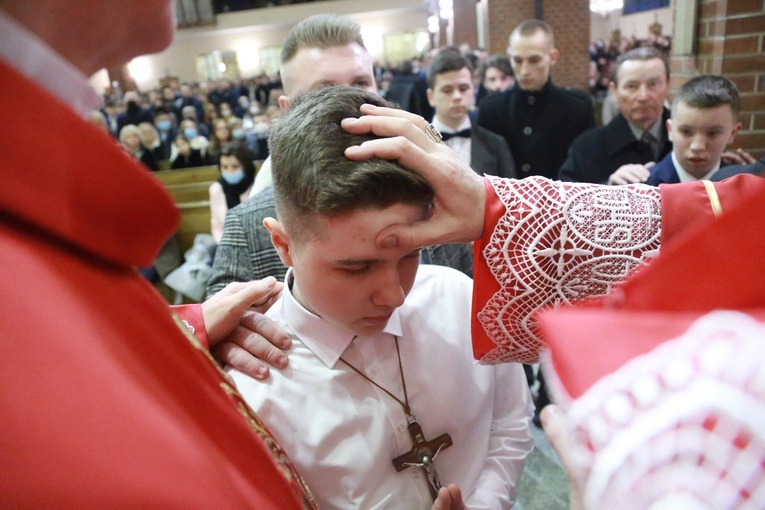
[0,60,315,508]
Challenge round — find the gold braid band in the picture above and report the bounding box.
[701,180,723,218]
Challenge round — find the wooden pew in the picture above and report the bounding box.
[154,165,219,186]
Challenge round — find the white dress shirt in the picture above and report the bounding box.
[231,265,534,510]
[0,10,101,118]
[433,117,472,166]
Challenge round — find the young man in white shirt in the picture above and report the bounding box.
[230,86,534,510]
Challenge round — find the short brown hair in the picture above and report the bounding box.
[672,75,740,119]
[280,14,366,65]
[426,47,473,89]
[510,19,555,48]
[269,87,434,240]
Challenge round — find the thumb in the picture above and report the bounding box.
[376,221,437,252]
[645,161,656,169]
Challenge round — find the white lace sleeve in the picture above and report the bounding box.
[478,176,662,364]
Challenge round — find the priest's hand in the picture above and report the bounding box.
[342,104,486,253]
[430,484,467,510]
[202,277,290,379]
[541,405,585,510]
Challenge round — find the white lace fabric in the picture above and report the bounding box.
[562,311,765,510]
[478,177,662,364]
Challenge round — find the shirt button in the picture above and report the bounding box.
[528,96,536,105]
[523,126,532,136]
[521,163,531,173]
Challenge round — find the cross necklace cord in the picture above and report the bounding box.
[338,335,453,501]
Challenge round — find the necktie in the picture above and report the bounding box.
[441,128,471,141]
[641,131,659,160]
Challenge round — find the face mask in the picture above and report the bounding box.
[157,120,171,131]
[253,121,270,138]
[249,104,261,115]
[222,169,245,185]
[232,128,246,140]
[184,128,197,139]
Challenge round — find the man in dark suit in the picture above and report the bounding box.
[426,47,516,179]
[477,19,595,179]
[559,47,673,184]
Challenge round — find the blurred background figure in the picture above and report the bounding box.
[119,124,158,171]
[209,142,256,244]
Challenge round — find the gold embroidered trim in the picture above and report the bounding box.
[702,180,723,218]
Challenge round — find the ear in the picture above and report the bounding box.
[727,121,743,144]
[549,47,560,66]
[278,95,291,112]
[666,118,674,142]
[426,88,435,108]
[264,217,294,267]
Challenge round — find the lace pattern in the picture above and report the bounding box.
[478,177,662,364]
[564,311,765,509]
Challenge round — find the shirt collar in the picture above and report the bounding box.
[282,269,404,369]
[431,115,471,134]
[0,10,101,118]
[671,152,721,182]
[627,116,663,142]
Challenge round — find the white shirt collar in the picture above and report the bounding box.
[0,10,101,118]
[282,269,403,369]
[431,115,471,134]
[671,152,721,182]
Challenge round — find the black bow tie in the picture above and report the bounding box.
[441,128,471,141]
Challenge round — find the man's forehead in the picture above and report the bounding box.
[434,67,472,86]
[283,43,374,93]
[508,31,551,54]
[617,58,667,81]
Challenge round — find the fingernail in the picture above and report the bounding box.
[276,355,288,368]
[380,236,398,248]
[279,337,292,349]
[345,145,359,154]
[540,405,558,427]
[256,366,268,379]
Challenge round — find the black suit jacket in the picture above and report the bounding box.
[559,110,672,184]
[714,156,765,180]
[470,124,517,179]
[477,80,595,179]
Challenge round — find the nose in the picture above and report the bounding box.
[636,84,650,100]
[689,134,705,151]
[371,268,406,308]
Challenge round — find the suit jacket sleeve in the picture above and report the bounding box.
[206,207,256,299]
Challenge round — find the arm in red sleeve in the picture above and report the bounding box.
[171,304,210,350]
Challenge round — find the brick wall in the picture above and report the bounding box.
[694,0,765,158]
[453,0,479,49]
[484,0,591,90]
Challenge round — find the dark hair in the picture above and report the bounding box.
[218,141,256,180]
[281,14,366,65]
[426,47,473,89]
[484,54,514,79]
[614,47,670,85]
[672,75,740,118]
[269,86,434,240]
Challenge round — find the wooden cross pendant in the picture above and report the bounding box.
[392,417,453,500]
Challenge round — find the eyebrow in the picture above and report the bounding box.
[333,249,421,266]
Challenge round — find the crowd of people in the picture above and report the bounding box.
[4,1,764,509]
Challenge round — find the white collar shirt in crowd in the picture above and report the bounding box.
[432,116,473,166]
[0,10,101,118]
[672,151,721,183]
[230,264,534,510]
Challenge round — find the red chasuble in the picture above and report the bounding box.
[0,60,315,509]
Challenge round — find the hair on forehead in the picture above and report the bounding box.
[614,47,670,85]
[510,19,555,48]
[426,47,473,89]
[484,55,514,79]
[269,86,434,240]
[672,75,740,119]
[281,14,366,65]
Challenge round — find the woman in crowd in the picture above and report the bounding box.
[170,134,208,169]
[209,142,256,244]
[119,124,158,171]
[138,121,170,162]
[207,118,233,162]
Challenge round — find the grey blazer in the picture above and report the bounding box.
[206,187,474,299]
